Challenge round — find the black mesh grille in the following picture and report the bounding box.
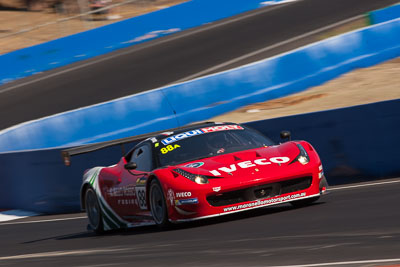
[207,176,312,207]
[206,189,246,207]
[280,177,312,194]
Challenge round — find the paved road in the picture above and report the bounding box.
[0,179,399,266]
[0,0,398,131]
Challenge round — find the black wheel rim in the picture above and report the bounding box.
[86,190,100,229]
[150,184,165,224]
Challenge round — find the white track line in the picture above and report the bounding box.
[172,14,365,83]
[267,258,400,267]
[0,247,130,260]
[0,2,294,94]
[0,216,86,226]
[329,179,400,191]
[0,178,398,226]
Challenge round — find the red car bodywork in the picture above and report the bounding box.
[81,123,327,229]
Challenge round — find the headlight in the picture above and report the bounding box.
[173,168,210,184]
[290,144,310,165]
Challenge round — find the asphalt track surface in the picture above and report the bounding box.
[0,0,399,131]
[1,2,400,266]
[0,179,399,267]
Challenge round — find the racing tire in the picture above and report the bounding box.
[290,196,320,208]
[149,179,170,228]
[85,188,104,234]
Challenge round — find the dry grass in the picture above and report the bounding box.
[0,0,186,54]
[212,58,400,123]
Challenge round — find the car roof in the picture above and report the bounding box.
[150,121,238,141]
[61,121,239,165]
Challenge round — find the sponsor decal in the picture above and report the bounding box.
[161,125,244,145]
[108,185,138,206]
[176,192,192,198]
[167,189,175,206]
[223,192,306,212]
[162,129,203,145]
[175,198,199,206]
[135,187,147,210]
[118,199,136,205]
[201,125,243,133]
[136,176,147,185]
[122,185,136,196]
[106,187,123,197]
[184,162,204,168]
[213,186,221,192]
[209,157,290,176]
[160,144,181,154]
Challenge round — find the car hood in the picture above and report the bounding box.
[175,142,301,180]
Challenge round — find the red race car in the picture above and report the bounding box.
[81,122,328,233]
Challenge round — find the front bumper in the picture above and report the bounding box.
[168,172,325,222]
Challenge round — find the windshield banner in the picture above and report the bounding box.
[161,125,243,145]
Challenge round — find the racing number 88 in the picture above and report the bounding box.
[161,144,180,154]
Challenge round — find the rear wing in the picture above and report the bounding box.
[60,122,217,166]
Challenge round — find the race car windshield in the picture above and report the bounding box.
[156,126,274,167]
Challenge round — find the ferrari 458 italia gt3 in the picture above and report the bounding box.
[81,122,328,233]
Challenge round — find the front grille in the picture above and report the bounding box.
[207,176,312,207]
[280,177,312,194]
[206,189,246,207]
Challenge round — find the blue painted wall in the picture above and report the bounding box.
[0,0,281,85]
[247,99,400,184]
[0,18,399,153]
[369,3,400,24]
[1,100,399,213]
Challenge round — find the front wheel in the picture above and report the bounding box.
[85,188,104,234]
[149,179,170,228]
[290,196,320,208]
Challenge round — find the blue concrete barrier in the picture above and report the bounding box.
[369,3,400,24]
[1,99,399,213]
[1,18,399,153]
[0,145,128,213]
[247,99,400,184]
[0,90,178,152]
[0,0,285,85]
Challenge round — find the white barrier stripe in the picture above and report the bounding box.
[172,14,365,83]
[0,210,40,222]
[0,2,293,95]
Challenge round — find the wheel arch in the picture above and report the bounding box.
[80,183,91,211]
[146,174,160,210]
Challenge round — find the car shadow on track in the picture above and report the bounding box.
[23,202,325,244]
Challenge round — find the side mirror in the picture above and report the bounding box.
[280,130,291,141]
[124,162,137,170]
